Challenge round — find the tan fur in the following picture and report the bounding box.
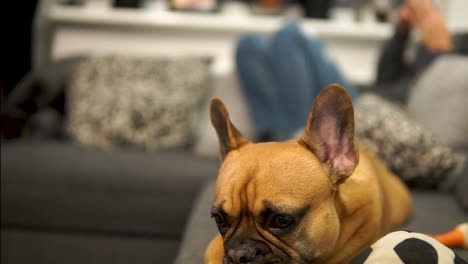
[205,85,412,264]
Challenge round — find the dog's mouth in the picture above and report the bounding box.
[222,247,308,264]
[222,251,288,264]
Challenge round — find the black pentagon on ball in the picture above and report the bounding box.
[393,238,438,264]
[350,247,373,264]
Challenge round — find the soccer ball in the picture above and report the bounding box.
[350,231,467,264]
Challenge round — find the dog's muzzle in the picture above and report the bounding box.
[224,239,270,264]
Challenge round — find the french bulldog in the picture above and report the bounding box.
[205,84,412,264]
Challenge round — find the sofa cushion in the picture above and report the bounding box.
[455,162,468,211]
[355,93,465,189]
[407,55,468,154]
[1,140,219,237]
[67,55,212,151]
[174,181,219,264]
[2,229,179,264]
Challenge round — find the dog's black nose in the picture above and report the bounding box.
[227,247,256,263]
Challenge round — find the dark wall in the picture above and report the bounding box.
[1,1,38,96]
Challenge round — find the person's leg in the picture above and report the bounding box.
[235,34,279,141]
[237,24,358,142]
[300,33,359,100]
[267,22,318,140]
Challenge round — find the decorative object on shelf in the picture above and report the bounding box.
[113,0,144,8]
[373,0,394,22]
[61,0,86,6]
[298,0,332,18]
[249,0,285,15]
[170,0,221,12]
[353,0,400,23]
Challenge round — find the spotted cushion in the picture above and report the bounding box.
[355,93,465,189]
[67,55,212,151]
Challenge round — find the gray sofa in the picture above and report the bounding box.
[1,140,218,264]
[1,57,223,264]
[2,56,467,264]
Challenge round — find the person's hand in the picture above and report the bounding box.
[397,2,412,33]
[406,0,453,52]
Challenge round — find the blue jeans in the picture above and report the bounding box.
[236,22,358,141]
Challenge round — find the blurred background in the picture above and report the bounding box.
[1,0,468,264]
[2,0,468,95]
[2,0,466,97]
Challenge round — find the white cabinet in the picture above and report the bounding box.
[35,0,394,86]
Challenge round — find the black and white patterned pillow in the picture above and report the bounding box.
[67,55,212,151]
[355,93,465,189]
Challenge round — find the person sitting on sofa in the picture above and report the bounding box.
[236,0,464,143]
[235,0,468,194]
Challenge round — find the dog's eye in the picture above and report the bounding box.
[212,213,229,228]
[271,214,294,229]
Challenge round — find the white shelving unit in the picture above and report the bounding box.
[35,0,394,86]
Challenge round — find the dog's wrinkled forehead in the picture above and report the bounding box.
[214,141,333,214]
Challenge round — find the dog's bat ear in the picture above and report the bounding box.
[300,84,359,184]
[210,98,250,161]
